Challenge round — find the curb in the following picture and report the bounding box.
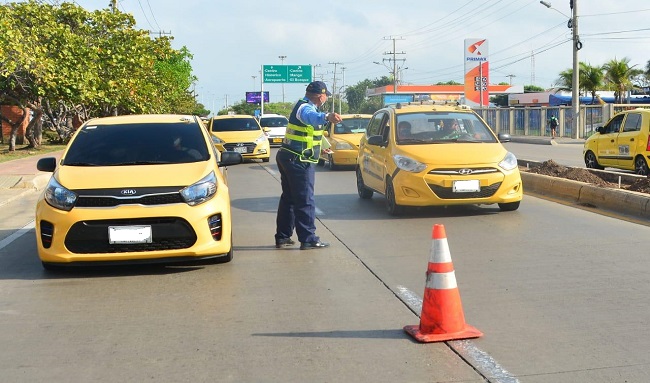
[521,172,650,221]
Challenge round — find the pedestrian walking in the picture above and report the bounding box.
[275,81,342,250]
[549,115,558,139]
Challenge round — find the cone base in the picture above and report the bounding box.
[403,324,483,343]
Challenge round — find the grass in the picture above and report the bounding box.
[0,143,67,163]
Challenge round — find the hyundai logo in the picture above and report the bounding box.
[121,189,137,196]
[458,169,473,175]
[236,143,244,147]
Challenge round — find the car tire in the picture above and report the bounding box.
[385,178,404,216]
[498,201,521,211]
[327,154,338,170]
[584,151,604,170]
[356,167,373,199]
[634,156,649,175]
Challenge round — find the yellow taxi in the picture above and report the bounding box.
[583,108,650,175]
[208,114,271,162]
[34,114,243,270]
[319,114,372,170]
[356,102,522,215]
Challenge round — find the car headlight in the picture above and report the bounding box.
[255,133,268,143]
[180,171,217,206]
[393,154,426,173]
[499,152,518,171]
[334,141,354,150]
[44,176,77,211]
[211,135,225,144]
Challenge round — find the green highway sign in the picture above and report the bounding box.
[263,65,312,83]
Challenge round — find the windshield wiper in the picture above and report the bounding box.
[64,162,99,166]
[109,160,171,166]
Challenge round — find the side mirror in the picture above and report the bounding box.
[37,157,57,172]
[218,151,243,167]
[498,133,511,143]
[323,130,329,137]
[596,126,605,134]
[367,135,385,146]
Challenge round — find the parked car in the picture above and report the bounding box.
[318,114,372,170]
[35,114,243,270]
[583,108,650,175]
[259,114,288,146]
[208,114,271,162]
[356,101,522,215]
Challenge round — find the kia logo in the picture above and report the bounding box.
[121,189,137,196]
[458,169,473,175]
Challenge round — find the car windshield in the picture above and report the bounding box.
[396,112,497,145]
[62,122,211,166]
[259,117,288,127]
[212,118,260,132]
[333,118,370,134]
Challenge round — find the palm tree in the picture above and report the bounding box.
[580,63,604,104]
[602,57,643,103]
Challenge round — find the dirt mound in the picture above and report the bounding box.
[526,160,611,187]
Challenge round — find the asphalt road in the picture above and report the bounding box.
[1,146,649,382]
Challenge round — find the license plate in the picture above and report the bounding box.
[453,179,480,192]
[108,225,152,244]
[233,146,247,153]
[272,138,282,143]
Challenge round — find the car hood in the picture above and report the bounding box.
[396,143,509,166]
[211,131,263,142]
[56,161,215,189]
[332,133,364,147]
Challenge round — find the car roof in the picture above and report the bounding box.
[84,114,198,125]
[213,114,257,120]
[382,101,475,115]
[340,114,372,119]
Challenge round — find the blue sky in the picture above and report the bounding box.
[45,1,650,112]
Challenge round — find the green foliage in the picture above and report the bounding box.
[344,76,391,113]
[524,85,544,92]
[0,1,203,121]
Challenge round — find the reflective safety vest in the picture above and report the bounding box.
[281,98,324,163]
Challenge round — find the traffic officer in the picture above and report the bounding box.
[275,81,342,250]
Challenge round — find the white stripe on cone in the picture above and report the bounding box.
[425,271,457,290]
[429,238,452,264]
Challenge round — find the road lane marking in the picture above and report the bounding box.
[0,221,34,251]
[396,285,519,383]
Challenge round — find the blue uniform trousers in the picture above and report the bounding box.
[275,149,318,244]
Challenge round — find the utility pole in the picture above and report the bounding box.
[328,62,343,113]
[109,0,117,12]
[279,55,287,103]
[339,67,347,114]
[383,36,405,94]
[506,74,516,85]
[571,0,581,139]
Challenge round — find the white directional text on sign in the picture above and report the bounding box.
[263,65,312,83]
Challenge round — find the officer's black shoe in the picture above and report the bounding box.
[300,241,330,250]
[275,238,295,248]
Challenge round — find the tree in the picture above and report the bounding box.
[0,1,203,150]
[579,62,604,104]
[344,76,391,114]
[602,57,642,103]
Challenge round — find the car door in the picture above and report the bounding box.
[596,114,624,167]
[615,112,643,169]
[359,111,390,192]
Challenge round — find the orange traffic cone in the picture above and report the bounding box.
[404,224,483,342]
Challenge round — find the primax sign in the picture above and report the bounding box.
[263,65,312,83]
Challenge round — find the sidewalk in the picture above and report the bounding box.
[508,135,585,146]
[0,151,62,207]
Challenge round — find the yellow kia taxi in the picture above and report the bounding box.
[356,102,522,215]
[319,114,372,170]
[35,114,243,270]
[208,114,270,162]
[583,108,650,175]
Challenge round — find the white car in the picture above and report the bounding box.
[259,114,288,146]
